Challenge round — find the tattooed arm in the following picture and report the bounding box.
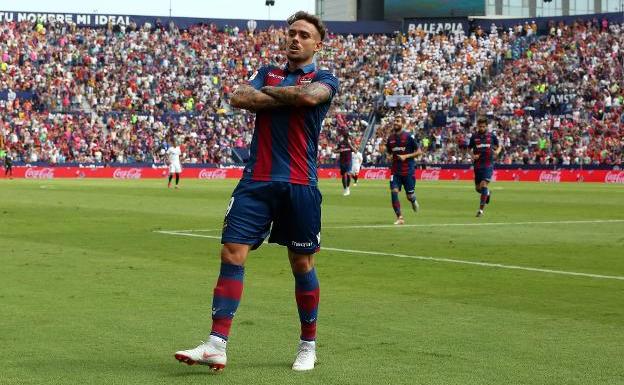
[260,83,332,107]
[230,84,287,112]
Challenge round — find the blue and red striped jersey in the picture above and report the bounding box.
[243,64,339,186]
[469,132,499,168]
[386,131,417,176]
[336,140,353,166]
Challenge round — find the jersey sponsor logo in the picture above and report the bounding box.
[391,147,406,152]
[113,168,142,179]
[299,78,313,84]
[24,167,55,179]
[539,171,562,183]
[605,171,624,184]
[420,169,440,181]
[267,72,285,80]
[199,169,228,179]
[364,169,388,180]
[476,143,491,149]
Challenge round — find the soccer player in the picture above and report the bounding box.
[469,116,502,217]
[166,141,182,189]
[334,134,356,195]
[4,151,12,178]
[350,149,363,186]
[174,11,338,372]
[386,116,421,225]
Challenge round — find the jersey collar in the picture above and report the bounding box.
[284,62,316,74]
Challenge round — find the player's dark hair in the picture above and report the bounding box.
[477,116,488,124]
[287,11,326,41]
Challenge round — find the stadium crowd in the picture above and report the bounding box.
[372,19,623,166]
[0,16,622,166]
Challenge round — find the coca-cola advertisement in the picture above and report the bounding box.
[113,168,143,180]
[604,171,624,184]
[8,166,623,183]
[24,167,55,179]
[420,170,440,181]
[363,169,389,180]
[538,171,562,183]
[198,169,228,179]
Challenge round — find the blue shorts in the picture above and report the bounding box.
[340,163,351,175]
[221,180,322,254]
[389,174,415,194]
[474,168,493,184]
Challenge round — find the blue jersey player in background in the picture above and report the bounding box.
[334,133,356,196]
[174,11,338,372]
[386,116,422,225]
[469,116,502,217]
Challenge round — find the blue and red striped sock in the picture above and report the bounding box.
[480,187,489,209]
[391,191,401,217]
[210,263,244,341]
[294,268,320,342]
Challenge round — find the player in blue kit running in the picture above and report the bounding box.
[174,11,338,372]
[469,116,502,217]
[386,116,422,225]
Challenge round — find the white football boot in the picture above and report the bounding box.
[174,335,227,371]
[292,340,317,371]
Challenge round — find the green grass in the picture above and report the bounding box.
[1,178,623,385]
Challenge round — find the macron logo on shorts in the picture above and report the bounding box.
[292,241,314,248]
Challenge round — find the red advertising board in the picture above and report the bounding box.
[7,166,624,184]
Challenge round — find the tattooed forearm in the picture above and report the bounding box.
[261,83,331,107]
[230,84,286,111]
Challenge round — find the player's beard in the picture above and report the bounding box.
[286,50,310,64]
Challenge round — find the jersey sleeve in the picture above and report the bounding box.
[248,66,271,90]
[492,134,500,147]
[469,135,475,150]
[314,71,339,100]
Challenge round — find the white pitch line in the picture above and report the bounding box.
[154,230,624,281]
[156,228,220,233]
[326,219,624,229]
[156,219,624,233]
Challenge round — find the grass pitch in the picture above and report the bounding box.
[1,178,623,385]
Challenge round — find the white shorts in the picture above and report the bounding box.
[169,163,182,174]
[351,165,361,175]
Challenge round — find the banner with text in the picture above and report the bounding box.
[9,167,624,184]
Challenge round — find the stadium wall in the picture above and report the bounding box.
[9,167,624,184]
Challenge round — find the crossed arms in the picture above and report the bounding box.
[397,150,423,161]
[230,83,331,112]
[472,145,502,160]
